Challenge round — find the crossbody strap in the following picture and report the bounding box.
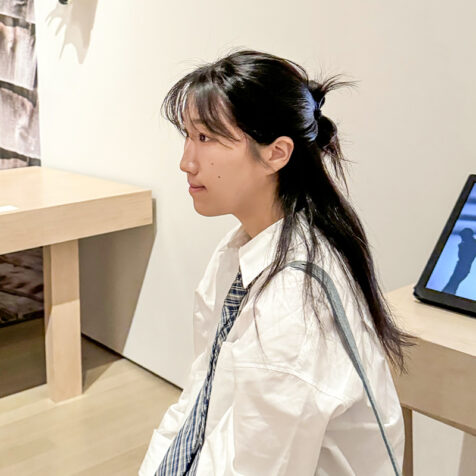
[285,261,402,476]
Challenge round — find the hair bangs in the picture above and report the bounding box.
[161,72,241,144]
[191,84,240,143]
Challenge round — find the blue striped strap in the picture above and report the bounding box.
[286,261,402,476]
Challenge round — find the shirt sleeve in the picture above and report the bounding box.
[195,365,346,476]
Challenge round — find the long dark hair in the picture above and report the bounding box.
[161,48,416,374]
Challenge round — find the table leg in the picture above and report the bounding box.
[402,406,413,476]
[43,239,82,402]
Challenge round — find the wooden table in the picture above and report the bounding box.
[386,284,476,476]
[0,166,153,402]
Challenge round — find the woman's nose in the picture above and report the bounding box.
[179,140,197,174]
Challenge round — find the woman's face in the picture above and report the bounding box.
[180,101,272,219]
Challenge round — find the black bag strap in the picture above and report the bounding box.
[285,261,402,476]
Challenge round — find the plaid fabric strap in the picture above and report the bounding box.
[155,267,249,476]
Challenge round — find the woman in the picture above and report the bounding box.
[139,48,416,476]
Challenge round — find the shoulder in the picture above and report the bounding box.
[231,235,377,403]
[230,256,339,374]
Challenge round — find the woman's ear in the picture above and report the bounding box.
[264,136,294,174]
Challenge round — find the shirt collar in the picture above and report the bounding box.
[221,210,308,289]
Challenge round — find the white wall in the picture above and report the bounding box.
[34,0,475,474]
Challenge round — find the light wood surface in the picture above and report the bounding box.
[387,284,476,432]
[0,166,153,255]
[386,284,476,476]
[43,240,82,402]
[0,318,181,476]
[386,284,476,357]
[0,166,153,403]
[401,407,413,476]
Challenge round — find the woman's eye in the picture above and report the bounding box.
[182,130,210,142]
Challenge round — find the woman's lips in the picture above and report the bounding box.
[189,185,206,193]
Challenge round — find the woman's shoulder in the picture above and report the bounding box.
[229,244,342,362]
[231,230,385,404]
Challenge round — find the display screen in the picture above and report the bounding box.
[425,183,476,300]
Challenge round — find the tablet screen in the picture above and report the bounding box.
[414,174,476,318]
[425,183,476,300]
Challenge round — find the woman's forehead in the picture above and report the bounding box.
[183,100,244,142]
[182,101,211,129]
[183,99,217,124]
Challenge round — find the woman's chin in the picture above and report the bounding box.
[193,204,227,218]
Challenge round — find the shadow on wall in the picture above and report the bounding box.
[45,0,98,63]
[79,198,157,353]
[457,432,476,476]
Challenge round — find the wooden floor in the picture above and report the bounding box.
[0,318,181,476]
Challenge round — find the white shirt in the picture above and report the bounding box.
[139,210,405,475]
